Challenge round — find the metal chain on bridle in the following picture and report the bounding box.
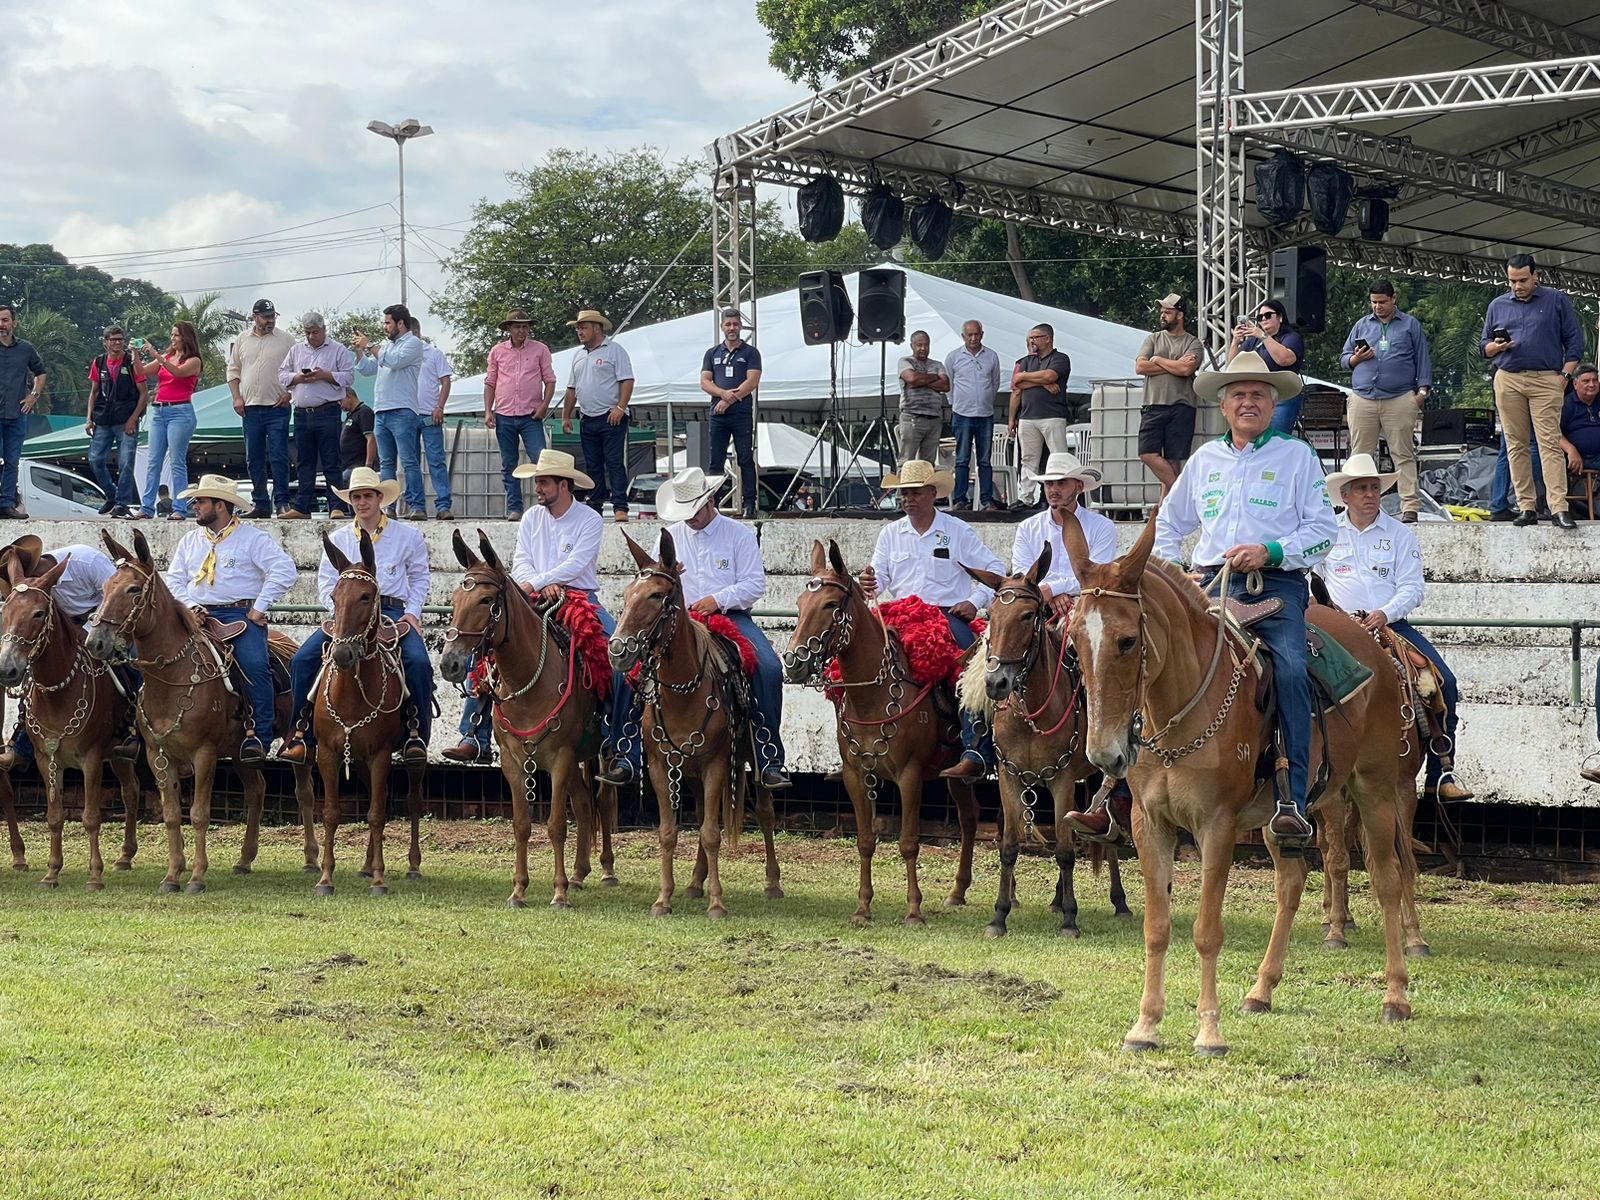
[320,567,409,778]
[1,585,109,757]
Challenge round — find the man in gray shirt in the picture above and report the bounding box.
[897,329,949,466]
[559,309,635,522]
[0,304,47,519]
[1339,279,1433,522]
[1135,293,1203,496]
[944,320,1003,511]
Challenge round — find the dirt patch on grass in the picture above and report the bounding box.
[806,940,1061,1011]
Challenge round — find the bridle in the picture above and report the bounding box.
[785,574,857,681]
[101,558,160,651]
[610,567,685,673]
[445,566,565,711]
[0,585,102,695]
[442,568,508,661]
[329,567,384,658]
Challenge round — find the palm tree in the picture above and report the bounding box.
[16,307,92,416]
[172,291,238,388]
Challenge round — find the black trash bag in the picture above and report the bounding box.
[908,197,954,261]
[1307,163,1354,235]
[1418,445,1500,509]
[861,185,905,250]
[797,174,845,243]
[1254,149,1304,226]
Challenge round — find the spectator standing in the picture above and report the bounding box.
[226,299,295,518]
[352,304,424,518]
[560,309,635,523]
[277,311,354,520]
[337,387,377,512]
[0,304,46,519]
[700,308,762,518]
[409,316,453,521]
[1339,279,1434,523]
[944,320,1004,511]
[132,321,202,521]
[1229,298,1304,433]
[1135,293,1203,496]
[86,327,148,518]
[1483,253,1586,529]
[896,329,949,465]
[1008,323,1073,507]
[483,309,556,521]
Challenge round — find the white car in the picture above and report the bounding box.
[18,459,107,518]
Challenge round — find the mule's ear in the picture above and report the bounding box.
[827,538,848,577]
[1027,540,1053,587]
[35,553,71,592]
[452,528,478,570]
[322,532,352,574]
[622,530,652,570]
[477,529,504,572]
[100,529,131,564]
[658,528,677,572]
[2,554,25,591]
[1057,509,1092,584]
[809,539,827,576]
[359,527,377,574]
[131,528,154,571]
[1116,504,1160,587]
[963,564,1003,591]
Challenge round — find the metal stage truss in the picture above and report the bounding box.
[708,0,1600,379]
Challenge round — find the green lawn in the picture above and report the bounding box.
[1,820,1597,1199]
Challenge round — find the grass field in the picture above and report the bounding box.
[1,818,1598,1199]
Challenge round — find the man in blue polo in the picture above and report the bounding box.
[1340,279,1433,523]
[352,303,425,518]
[700,309,762,519]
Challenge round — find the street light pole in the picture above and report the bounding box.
[366,118,434,307]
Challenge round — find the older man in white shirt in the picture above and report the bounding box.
[654,468,787,788]
[859,459,1004,781]
[1010,452,1116,617]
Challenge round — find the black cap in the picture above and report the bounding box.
[251,298,276,316]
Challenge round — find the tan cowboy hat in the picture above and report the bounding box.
[0,534,43,579]
[1193,349,1302,404]
[498,308,534,330]
[656,467,725,522]
[333,466,403,507]
[566,309,613,333]
[178,474,248,506]
[512,448,595,490]
[881,459,954,500]
[1027,450,1103,486]
[1326,452,1399,500]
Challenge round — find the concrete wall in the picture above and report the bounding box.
[46,517,1600,807]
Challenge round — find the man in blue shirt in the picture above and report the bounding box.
[1560,365,1600,475]
[353,303,425,518]
[1482,253,1585,530]
[0,305,47,519]
[1340,279,1432,523]
[699,309,762,519]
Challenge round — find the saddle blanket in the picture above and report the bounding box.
[823,596,982,703]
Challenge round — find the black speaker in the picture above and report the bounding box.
[1359,197,1390,241]
[797,269,853,345]
[856,267,907,342]
[1270,246,1326,333]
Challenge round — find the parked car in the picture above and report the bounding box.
[18,459,106,518]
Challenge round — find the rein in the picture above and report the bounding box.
[320,565,407,774]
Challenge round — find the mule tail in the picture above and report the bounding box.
[1084,837,1105,878]
[957,630,995,721]
[726,767,746,852]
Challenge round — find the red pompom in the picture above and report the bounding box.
[554,589,613,699]
[824,596,969,702]
[623,608,757,686]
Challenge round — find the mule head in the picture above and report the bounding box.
[86,549,148,662]
[609,532,681,673]
[441,531,501,685]
[325,533,377,671]
[0,556,71,686]
[452,528,479,571]
[784,539,852,684]
[972,551,1047,703]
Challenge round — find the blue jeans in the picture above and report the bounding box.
[290,602,433,745]
[1389,620,1458,788]
[293,403,343,515]
[373,407,423,512]
[1491,434,1545,513]
[579,413,629,514]
[952,413,995,506]
[494,413,546,513]
[203,606,273,745]
[944,611,992,766]
[142,402,196,517]
[418,418,453,513]
[242,405,290,511]
[708,402,756,513]
[89,424,139,508]
[0,415,24,509]
[1270,391,1304,436]
[725,611,785,768]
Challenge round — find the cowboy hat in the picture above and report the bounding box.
[512,448,595,491]
[656,467,726,522]
[1326,452,1399,500]
[1192,349,1301,404]
[565,309,613,332]
[178,474,248,506]
[881,459,954,500]
[1027,450,1103,486]
[0,534,43,579]
[498,308,534,330]
[333,466,403,507]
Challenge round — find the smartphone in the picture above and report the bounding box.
[1493,327,1511,342]
[1353,338,1370,352]
[129,337,145,350]
[301,367,312,375]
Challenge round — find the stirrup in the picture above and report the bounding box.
[1266,802,1314,855]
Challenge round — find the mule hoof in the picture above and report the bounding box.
[302,863,319,874]
[314,884,334,897]
[1322,937,1348,952]
[1114,909,1135,920]
[684,886,704,900]
[850,913,871,928]
[984,923,1007,940]
[550,897,571,909]
[1405,943,1433,958]
[406,870,422,882]
[1048,902,1063,915]
[12,862,29,872]
[370,885,388,897]
[185,880,205,895]
[764,887,785,901]
[1058,926,1081,940]
[601,875,620,888]
[1194,1043,1230,1058]
[650,904,672,918]
[158,880,179,894]
[1241,997,1272,1015]
[87,880,104,893]
[707,906,728,921]
[569,880,585,891]
[904,915,926,927]
[1381,1002,1413,1023]
[38,878,59,891]
[1344,918,1359,934]
[112,860,132,872]
[944,895,967,908]
[1121,1039,1158,1054]
[232,864,250,876]
[506,897,527,910]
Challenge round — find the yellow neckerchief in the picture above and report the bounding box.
[353,515,387,546]
[192,517,241,588]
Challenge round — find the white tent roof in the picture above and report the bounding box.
[654,422,890,474]
[446,265,1153,421]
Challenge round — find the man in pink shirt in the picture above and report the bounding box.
[483,308,557,520]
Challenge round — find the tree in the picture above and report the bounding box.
[0,243,172,349]
[15,307,93,416]
[757,0,983,89]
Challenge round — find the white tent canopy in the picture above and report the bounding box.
[654,422,889,474]
[446,265,1154,421]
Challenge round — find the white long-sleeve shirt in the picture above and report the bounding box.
[871,511,1003,610]
[42,543,116,618]
[318,520,430,620]
[165,521,296,610]
[659,515,764,612]
[1010,507,1118,596]
[512,501,602,592]
[1155,429,1337,572]
[1317,510,1424,623]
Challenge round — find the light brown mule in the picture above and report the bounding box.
[0,555,142,888]
[963,543,1132,938]
[88,529,316,893]
[440,528,613,908]
[611,529,782,919]
[311,530,425,897]
[782,538,978,926]
[1059,511,1415,1056]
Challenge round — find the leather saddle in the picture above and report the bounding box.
[1217,596,1283,628]
[204,616,248,642]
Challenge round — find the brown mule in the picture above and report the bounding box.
[1059,511,1416,1055]
[440,528,614,908]
[782,538,978,926]
[310,530,426,897]
[961,542,1132,938]
[0,555,142,888]
[612,529,782,919]
[87,529,317,893]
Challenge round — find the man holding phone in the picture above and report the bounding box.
[1483,253,1586,529]
[1340,279,1433,522]
[278,312,354,519]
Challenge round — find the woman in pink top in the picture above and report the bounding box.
[133,321,203,520]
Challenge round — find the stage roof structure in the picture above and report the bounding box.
[707,0,1600,354]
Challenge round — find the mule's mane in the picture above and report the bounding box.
[1143,557,1218,624]
[118,559,200,635]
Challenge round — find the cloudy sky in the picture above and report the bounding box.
[8,0,810,352]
